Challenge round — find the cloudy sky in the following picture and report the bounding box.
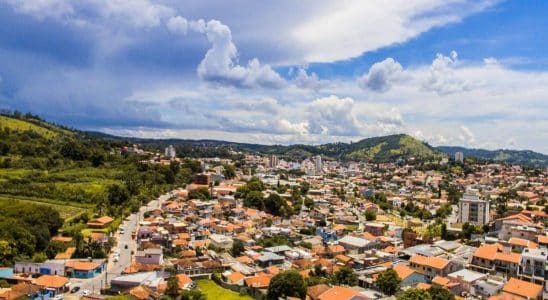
[0,1,547,153]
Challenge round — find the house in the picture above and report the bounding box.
[338,235,370,254]
[86,216,114,229]
[499,278,543,300]
[65,260,106,279]
[176,274,193,290]
[225,272,246,285]
[517,248,547,288]
[129,285,159,300]
[34,275,69,296]
[14,261,65,276]
[392,264,426,286]
[408,255,457,282]
[257,252,284,267]
[470,244,521,276]
[447,268,486,295]
[209,234,234,250]
[244,275,272,289]
[135,248,163,265]
[317,286,368,300]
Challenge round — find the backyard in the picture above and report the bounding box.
[196,279,254,300]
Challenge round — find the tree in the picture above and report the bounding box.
[165,271,180,297]
[397,288,432,300]
[188,188,210,200]
[231,239,245,257]
[376,269,401,295]
[267,270,306,300]
[365,210,377,221]
[180,290,206,300]
[0,280,9,288]
[332,266,358,286]
[222,164,236,179]
[428,286,455,300]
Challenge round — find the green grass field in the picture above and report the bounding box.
[197,280,254,300]
[0,115,59,138]
[0,194,90,220]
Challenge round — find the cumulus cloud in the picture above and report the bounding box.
[422,51,474,95]
[458,125,476,146]
[307,95,365,136]
[166,16,188,34]
[196,20,286,89]
[359,58,406,92]
[294,68,328,90]
[230,97,281,114]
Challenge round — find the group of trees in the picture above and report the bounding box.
[396,286,455,300]
[236,177,295,217]
[0,202,63,265]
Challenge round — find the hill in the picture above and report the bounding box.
[0,112,200,264]
[436,146,548,167]
[118,133,445,162]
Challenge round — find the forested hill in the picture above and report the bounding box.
[98,133,445,163]
[0,112,201,265]
[436,146,548,167]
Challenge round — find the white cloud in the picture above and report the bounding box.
[3,0,74,20]
[458,125,476,146]
[359,58,406,92]
[196,20,286,89]
[421,51,475,95]
[166,16,188,34]
[293,0,496,62]
[294,68,328,90]
[307,95,365,136]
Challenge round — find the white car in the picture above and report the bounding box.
[82,290,90,296]
[113,256,119,262]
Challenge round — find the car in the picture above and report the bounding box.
[70,287,80,293]
[124,244,129,249]
[119,229,125,234]
[113,256,119,262]
[82,290,90,296]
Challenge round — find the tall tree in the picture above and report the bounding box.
[376,269,401,295]
[267,270,306,300]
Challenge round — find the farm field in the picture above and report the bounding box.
[0,194,90,220]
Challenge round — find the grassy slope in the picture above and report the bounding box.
[0,116,123,222]
[197,280,253,300]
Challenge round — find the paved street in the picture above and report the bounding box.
[65,192,172,298]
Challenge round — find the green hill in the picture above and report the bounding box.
[0,112,200,264]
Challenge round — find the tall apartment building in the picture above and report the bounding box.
[458,188,490,225]
[313,155,322,174]
[518,248,548,293]
[164,145,176,159]
[269,155,279,168]
[455,151,464,163]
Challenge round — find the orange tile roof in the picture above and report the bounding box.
[410,255,449,269]
[318,286,361,300]
[34,275,68,289]
[177,274,192,286]
[502,278,543,299]
[508,237,538,249]
[473,244,499,261]
[416,282,432,290]
[393,264,415,280]
[236,256,254,264]
[537,235,548,244]
[494,252,521,264]
[266,266,280,276]
[65,261,101,271]
[226,272,246,283]
[244,275,272,288]
[432,276,451,287]
[487,293,524,300]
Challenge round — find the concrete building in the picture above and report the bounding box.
[455,151,464,163]
[135,248,164,265]
[269,155,279,169]
[458,188,490,225]
[313,155,322,174]
[209,234,234,250]
[164,145,176,160]
[518,248,547,292]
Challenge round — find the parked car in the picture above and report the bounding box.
[113,256,119,262]
[70,286,80,293]
[82,290,90,296]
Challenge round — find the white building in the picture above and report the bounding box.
[458,188,490,225]
[518,248,548,291]
[313,155,322,174]
[135,248,164,265]
[209,234,234,250]
[269,155,279,169]
[455,151,464,163]
[164,145,176,160]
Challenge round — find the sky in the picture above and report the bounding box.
[0,0,547,153]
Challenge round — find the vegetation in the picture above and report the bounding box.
[376,269,401,295]
[0,112,199,264]
[428,286,455,300]
[196,280,252,300]
[331,266,358,286]
[397,288,432,300]
[266,270,306,300]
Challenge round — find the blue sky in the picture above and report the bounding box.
[0,0,547,153]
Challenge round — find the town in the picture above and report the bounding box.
[1,144,546,300]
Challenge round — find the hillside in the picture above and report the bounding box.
[436,146,548,167]
[119,133,445,162]
[0,113,200,264]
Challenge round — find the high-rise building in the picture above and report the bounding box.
[164,145,176,160]
[269,155,279,168]
[458,188,490,225]
[455,151,464,163]
[313,155,322,174]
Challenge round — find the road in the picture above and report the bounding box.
[65,192,172,298]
